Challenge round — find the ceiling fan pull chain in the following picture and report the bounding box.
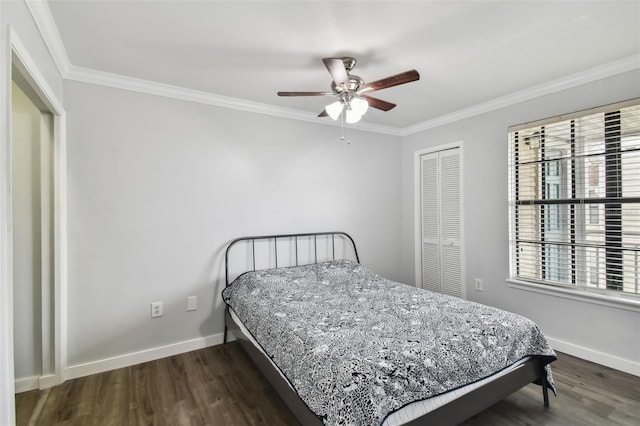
[337,111,351,144]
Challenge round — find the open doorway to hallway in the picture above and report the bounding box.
[11,74,55,425]
[1,31,68,425]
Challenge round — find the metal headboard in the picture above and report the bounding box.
[224,231,359,286]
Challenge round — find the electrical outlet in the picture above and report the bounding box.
[187,296,197,311]
[475,278,483,291]
[151,301,163,318]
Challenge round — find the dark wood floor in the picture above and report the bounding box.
[16,342,640,425]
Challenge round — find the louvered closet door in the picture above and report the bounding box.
[421,152,441,293]
[420,147,463,298]
[439,149,462,297]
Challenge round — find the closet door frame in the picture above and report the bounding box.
[413,141,465,297]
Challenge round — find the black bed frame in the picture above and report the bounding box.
[223,231,550,425]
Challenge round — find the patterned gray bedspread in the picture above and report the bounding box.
[222,259,556,425]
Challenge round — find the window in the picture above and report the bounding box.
[508,99,640,297]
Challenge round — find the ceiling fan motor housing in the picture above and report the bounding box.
[331,75,365,96]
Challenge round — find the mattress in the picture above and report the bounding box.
[223,259,556,425]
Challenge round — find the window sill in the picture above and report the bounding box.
[506,279,640,313]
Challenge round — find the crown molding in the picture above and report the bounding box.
[26,0,640,138]
[400,54,640,136]
[24,0,71,76]
[65,65,402,136]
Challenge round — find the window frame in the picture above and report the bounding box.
[508,99,640,308]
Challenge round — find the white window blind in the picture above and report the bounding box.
[508,99,640,296]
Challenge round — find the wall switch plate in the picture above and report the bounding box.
[151,301,163,318]
[475,278,483,291]
[187,296,197,311]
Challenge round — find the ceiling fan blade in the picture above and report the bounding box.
[278,91,330,96]
[362,95,396,111]
[318,109,329,117]
[322,58,350,87]
[358,69,420,93]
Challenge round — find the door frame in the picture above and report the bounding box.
[413,141,464,292]
[1,25,67,424]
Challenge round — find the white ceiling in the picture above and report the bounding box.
[46,0,640,130]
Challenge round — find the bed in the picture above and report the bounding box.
[222,231,556,425]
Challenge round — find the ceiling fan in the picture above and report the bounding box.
[277,57,420,124]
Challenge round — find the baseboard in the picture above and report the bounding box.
[15,376,39,393]
[66,332,226,381]
[547,336,640,377]
[38,374,58,389]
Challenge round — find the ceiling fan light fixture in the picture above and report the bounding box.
[345,107,362,124]
[326,100,344,120]
[350,95,369,116]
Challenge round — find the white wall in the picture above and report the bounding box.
[400,70,640,374]
[64,80,402,368]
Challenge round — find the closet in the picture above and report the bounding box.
[418,145,464,298]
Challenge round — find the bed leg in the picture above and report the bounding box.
[542,375,550,407]
[223,307,229,344]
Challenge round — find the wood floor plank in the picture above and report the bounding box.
[16,343,639,425]
[15,389,41,426]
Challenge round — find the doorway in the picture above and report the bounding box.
[11,79,54,393]
[0,29,67,426]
